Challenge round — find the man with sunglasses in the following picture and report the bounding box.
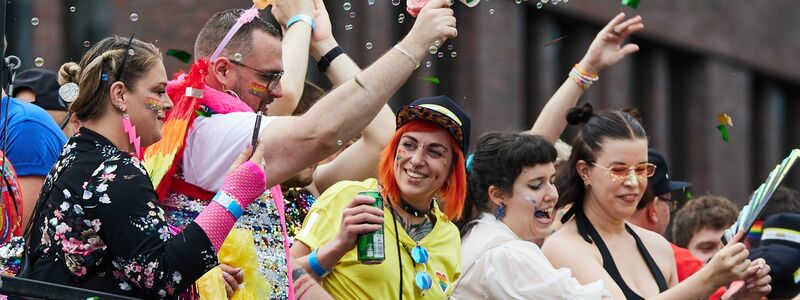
[145,0,457,297]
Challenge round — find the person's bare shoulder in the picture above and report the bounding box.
[542,221,599,267]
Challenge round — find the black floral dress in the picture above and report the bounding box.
[20,128,218,299]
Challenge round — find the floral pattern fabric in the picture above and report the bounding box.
[20,128,217,299]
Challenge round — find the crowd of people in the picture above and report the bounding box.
[0,0,798,299]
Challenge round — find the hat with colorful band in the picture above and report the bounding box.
[396,95,471,153]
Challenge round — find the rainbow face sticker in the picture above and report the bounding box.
[249,81,268,99]
[145,97,163,114]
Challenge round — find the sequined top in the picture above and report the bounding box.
[20,128,218,299]
[164,186,316,299]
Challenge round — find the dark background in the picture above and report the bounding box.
[7,0,800,207]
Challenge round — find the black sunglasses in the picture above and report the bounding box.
[228,59,284,91]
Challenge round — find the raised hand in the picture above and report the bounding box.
[400,0,458,60]
[310,0,333,45]
[271,0,315,28]
[578,12,643,74]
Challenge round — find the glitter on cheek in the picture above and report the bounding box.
[144,97,163,113]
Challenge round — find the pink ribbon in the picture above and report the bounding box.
[209,5,260,61]
[270,185,295,300]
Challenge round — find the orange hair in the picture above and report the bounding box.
[378,120,467,221]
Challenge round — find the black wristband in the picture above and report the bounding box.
[317,46,345,73]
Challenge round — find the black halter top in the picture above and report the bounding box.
[575,210,669,300]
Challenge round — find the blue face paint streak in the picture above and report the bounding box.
[526,196,550,219]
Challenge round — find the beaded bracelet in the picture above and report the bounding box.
[569,64,599,90]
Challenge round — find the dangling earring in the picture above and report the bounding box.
[494,203,506,220]
[116,104,142,159]
[583,180,591,189]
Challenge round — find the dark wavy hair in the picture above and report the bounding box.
[457,132,557,236]
[556,103,648,223]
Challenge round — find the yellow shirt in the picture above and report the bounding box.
[296,179,462,299]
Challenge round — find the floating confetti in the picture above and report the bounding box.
[450,51,457,58]
[365,42,373,50]
[420,76,440,85]
[717,113,733,127]
[337,139,344,146]
[434,40,441,47]
[31,17,39,26]
[368,0,375,5]
[716,124,730,143]
[83,41,90,48]
[447,44,454,51]
[536,2,543,8]
[685,190,693,200]
[345,24,353,30]
[130,13,139,22]
[515,0,522,4]
[543,35,568,47]
[343,2,352,10]
[233,52,243,62]
[541,0,548,3]
[34,57,44,67]
[166,49,192,64]
[437,52,444,58]
[428,46,438,54]
[398,14,405,23]
[69,6,76,13]
[350,11,356,18]
[489,8,495,14]
[425,61,432,68]
[127,49,135,56]
[621,0,640,9]
[392,0,401,6]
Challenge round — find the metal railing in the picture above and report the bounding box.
[0,276,140,300]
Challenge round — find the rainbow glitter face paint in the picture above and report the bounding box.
[249,81,268,98]
[145,97,164,114]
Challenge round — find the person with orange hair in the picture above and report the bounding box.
[290,95,469,299]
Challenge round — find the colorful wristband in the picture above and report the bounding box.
[212,191,244,219]
[569,64,599,90]
[309,249,330,278]
[287,14,315,31]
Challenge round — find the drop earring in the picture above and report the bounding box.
[116,104,142,159]
[494,203,506,220]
